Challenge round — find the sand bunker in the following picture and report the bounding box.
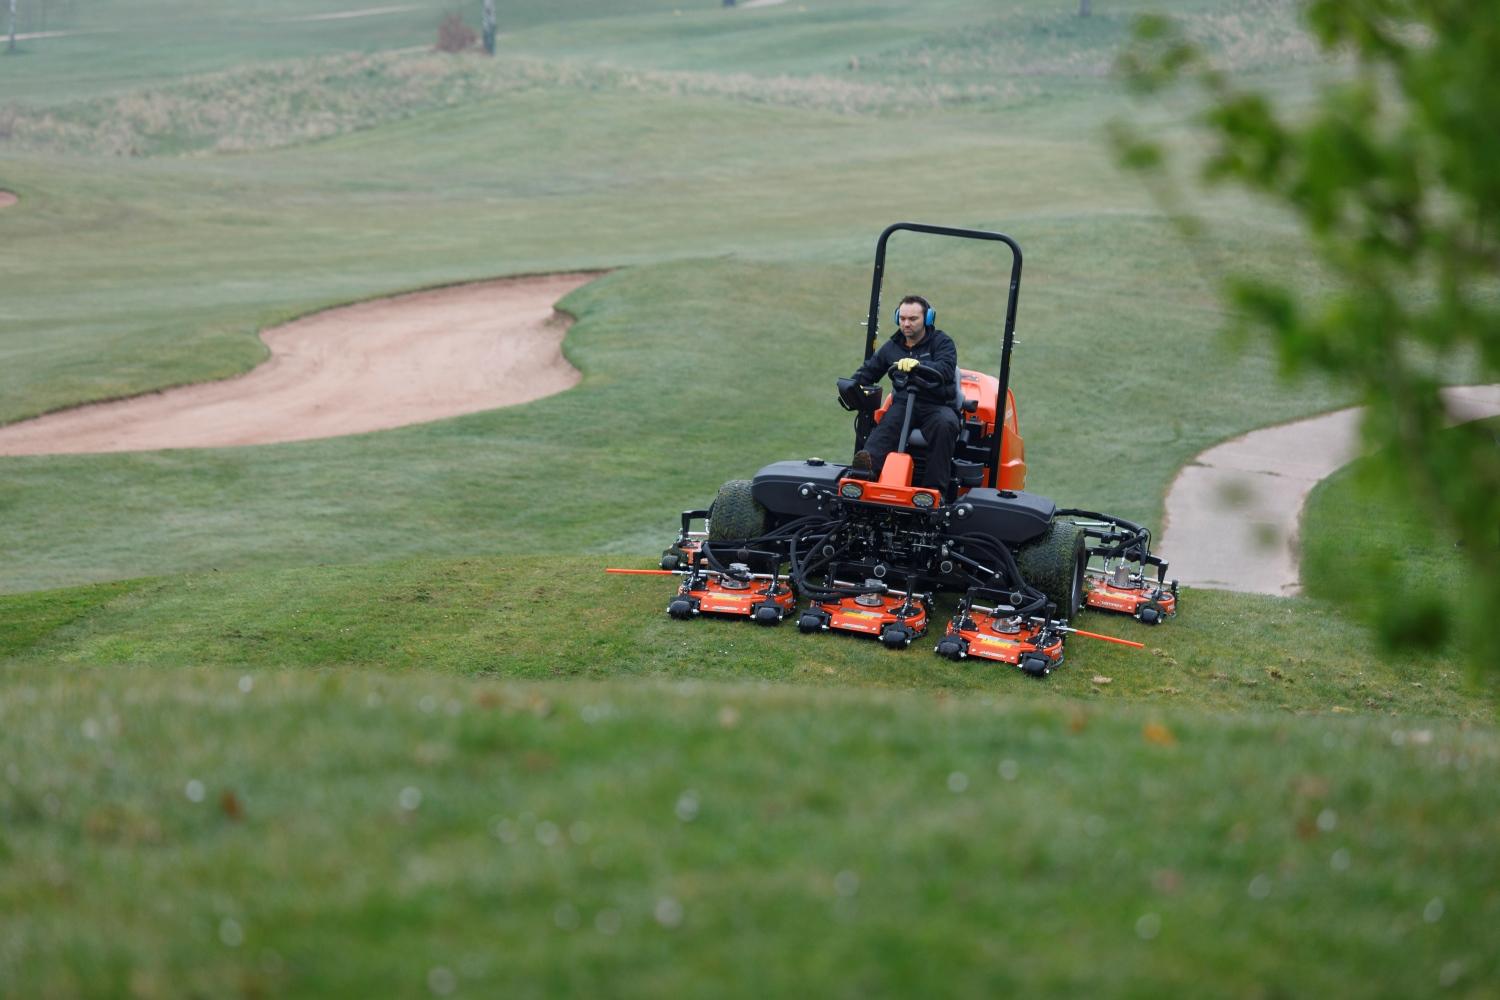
[0,191,18,209]
[0,272,598,455]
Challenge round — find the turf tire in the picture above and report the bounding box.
[707,479,769,543]
[1013,518,1087,619]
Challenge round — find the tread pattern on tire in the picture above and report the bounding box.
[1014,518,1086,619]
[708,479,768,542]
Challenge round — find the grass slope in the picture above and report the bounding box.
[2,663,1495,996]
[2,556,1491,722]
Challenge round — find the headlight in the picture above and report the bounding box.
[912,492,935,509]
[839,482,863,499]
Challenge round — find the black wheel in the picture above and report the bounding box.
[1014,518,1087,619]
[1137,601,1163,625]
[752,604,782,626]
[707,479,769,543]
[798,612,825,634]
[880,624,910,649]
[1020,654,1051,677]
[936,636,967,660]
[668,598,696,620]
[660,548,683,571]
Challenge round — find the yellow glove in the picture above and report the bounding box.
[894,357,920,373]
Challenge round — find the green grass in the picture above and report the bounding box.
[1,0,1494,991]
[2,555,1493,722]
[1301,419,1500,687]
[2,662,1496,996]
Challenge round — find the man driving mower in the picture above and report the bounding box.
[847,294,961,493]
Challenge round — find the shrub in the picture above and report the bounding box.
[435,13,476,53]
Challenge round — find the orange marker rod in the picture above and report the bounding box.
[605,568,678,576]
[1066,627,1146,649]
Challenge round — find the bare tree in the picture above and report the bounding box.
[482,0,495,55]
[8,0,18,54]
[1078,0,1092,16]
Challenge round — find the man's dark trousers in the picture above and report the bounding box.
[862,395,961,493]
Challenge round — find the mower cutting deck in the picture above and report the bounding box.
[797,580,931,649]
[935,592,1066,675]
[1066,511,1179,625]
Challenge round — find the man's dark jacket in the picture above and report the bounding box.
[851,327,958,404]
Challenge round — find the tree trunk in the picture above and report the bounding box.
[482,0,495,55]
[8,0,18,54]
[1078,0,1092,16]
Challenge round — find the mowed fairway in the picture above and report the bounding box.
[1,0,1496,995]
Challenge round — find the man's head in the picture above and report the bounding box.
[896,295,933,344]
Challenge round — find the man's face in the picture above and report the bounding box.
[897,302,927,342]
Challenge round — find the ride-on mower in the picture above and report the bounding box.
[607,223,1175,677]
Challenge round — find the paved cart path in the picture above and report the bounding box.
[1157,385,1500,595]
[0,272,598,455]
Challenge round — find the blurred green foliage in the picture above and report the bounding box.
[1113,1,1500,678]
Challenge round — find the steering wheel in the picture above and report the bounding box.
[888,361,944,393]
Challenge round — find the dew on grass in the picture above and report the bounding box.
[399,786,422,811]
[1439,959,1465,988]
[569,820,593,845]
[493,818,518,844]
[1135,912,1161,940]
[1317,808,1338,832]
[1424,898,1445,923]
[1391,730,1407,747]
[419,696,437,714]
[185,779,205,803]
[581,702,615,724]
[1331,848,1351,872]
[676,790,700,822]
[427,966,456,996]
[834,870,860,897]
[595,908,622,935]
[1248,873,1271,900]
[81,718,101,741]
[238,675,254,694]
[947,771,969,793]
[998,758,1019,781]
[654,897,684,928]
[218,917,244,947]
[535,821,560,846]
[553,902,580,930]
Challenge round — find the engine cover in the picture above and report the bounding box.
[947,488,1054,547]
[752,459,846,518]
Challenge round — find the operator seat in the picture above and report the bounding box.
[901,379,985,497]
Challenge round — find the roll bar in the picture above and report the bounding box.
[863,222,1023,489]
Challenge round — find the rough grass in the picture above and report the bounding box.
[0,0,1321,158]
[2,662,1496,997]
[0,49,1022,159]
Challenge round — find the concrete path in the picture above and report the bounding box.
[1158,385,1500,596]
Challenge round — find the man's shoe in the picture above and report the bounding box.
[852,450,873,472]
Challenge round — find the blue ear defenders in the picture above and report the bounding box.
[893,300,937,329]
